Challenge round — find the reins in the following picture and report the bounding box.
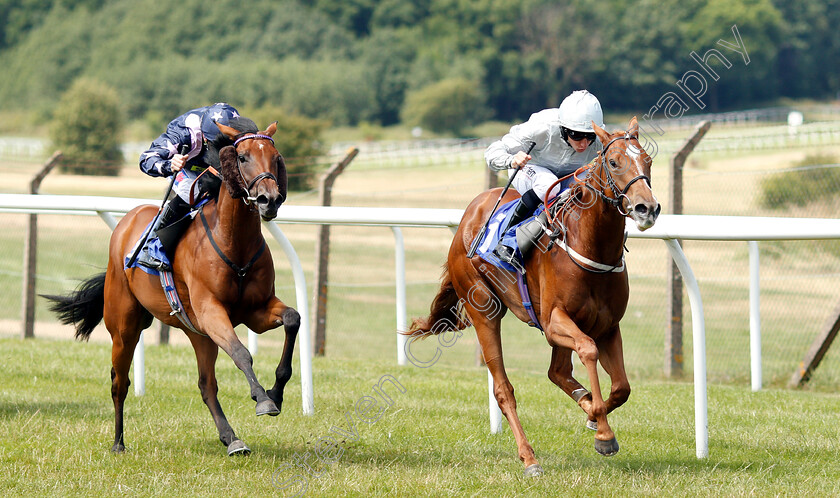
[195,132,277,299]
[539,133,651,274]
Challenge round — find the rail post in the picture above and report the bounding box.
[666,121,710,377]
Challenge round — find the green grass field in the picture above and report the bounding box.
[1,338,839,496]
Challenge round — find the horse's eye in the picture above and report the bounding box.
[609,159,617,168]
[238,154,247,163]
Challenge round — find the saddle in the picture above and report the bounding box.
[475,198,563,274]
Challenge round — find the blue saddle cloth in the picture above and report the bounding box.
[475,200,544,272]
[123,199,209,276]
[124,221,170,276]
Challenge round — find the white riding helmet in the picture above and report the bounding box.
[557,90,604,132]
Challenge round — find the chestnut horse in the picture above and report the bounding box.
[409,117,660,475]
[43,120,299,456]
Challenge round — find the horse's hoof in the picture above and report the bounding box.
[586,419,598,431]
[266,388,284,410]
[594,437,620,456]
[227,440,251,456]
[523,464,544,477]
[111,443,126,454]
[256,399,280,416]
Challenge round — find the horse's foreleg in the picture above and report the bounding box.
[199,306,278,417]
[188,333,250,455]
[268,306,300,412]
[245,297,300,412]
[597,327,631,415]
[547,346,596,423]
[546,309,619,457]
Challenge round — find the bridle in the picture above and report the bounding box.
[232,133,282,205]
[196,132,279,299]
[589,132,652,216]
[540,132,652,274]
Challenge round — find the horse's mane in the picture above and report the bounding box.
[201,116,259,170]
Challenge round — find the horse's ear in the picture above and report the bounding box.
[592,120,610,144]
[627,116,639,138]
[216,122,240,141]
[263,121,278,138]
[219,145,247,199]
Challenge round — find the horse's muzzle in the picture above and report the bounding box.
[631,201,661,231]
[257,194,280,221]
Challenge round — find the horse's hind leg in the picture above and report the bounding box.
[104,293,152,453]
[461,288,542,476]
[188,333,250,456]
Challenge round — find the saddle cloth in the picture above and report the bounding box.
[123,220,170,276]
[474,199,544,272]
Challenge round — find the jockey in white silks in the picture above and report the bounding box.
[484,90,605,264]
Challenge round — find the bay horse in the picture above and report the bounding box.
[409,117,660,475]
[43,120,300,456]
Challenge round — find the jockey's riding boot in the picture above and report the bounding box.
[493,189,541,266]
[136,196,192,272]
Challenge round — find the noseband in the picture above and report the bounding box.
[232,133,281,204]
[594,133,652,216]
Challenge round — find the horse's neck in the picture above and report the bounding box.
[211,192,262,254]
[565,181,626,261]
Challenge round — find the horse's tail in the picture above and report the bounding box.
[407,263,469,339]
[40,272,106,341]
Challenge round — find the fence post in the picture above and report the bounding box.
[312,147,359,356]
[665,121,710,377]
[21,151,62,339]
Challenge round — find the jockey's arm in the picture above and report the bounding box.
[485,118,546,172]
[139,129,191,178]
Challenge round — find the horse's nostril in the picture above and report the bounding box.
[634,204,648,216]
[654,204,662,217]
[256,194,268,205]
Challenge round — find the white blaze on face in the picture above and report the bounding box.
[624,141,659,230]
[259,143,265,151]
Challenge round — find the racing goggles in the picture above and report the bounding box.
[564,128,596,143]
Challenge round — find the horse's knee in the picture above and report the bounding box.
[576,340,599,365]
[229,342,253,367]
[197,374,218,399]
[282,307,300,334]
[275,364,292,384]
[493,381,516,409]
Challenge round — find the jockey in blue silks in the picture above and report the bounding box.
[135,102,241,271]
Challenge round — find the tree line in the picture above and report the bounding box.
[0,0,837,134]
